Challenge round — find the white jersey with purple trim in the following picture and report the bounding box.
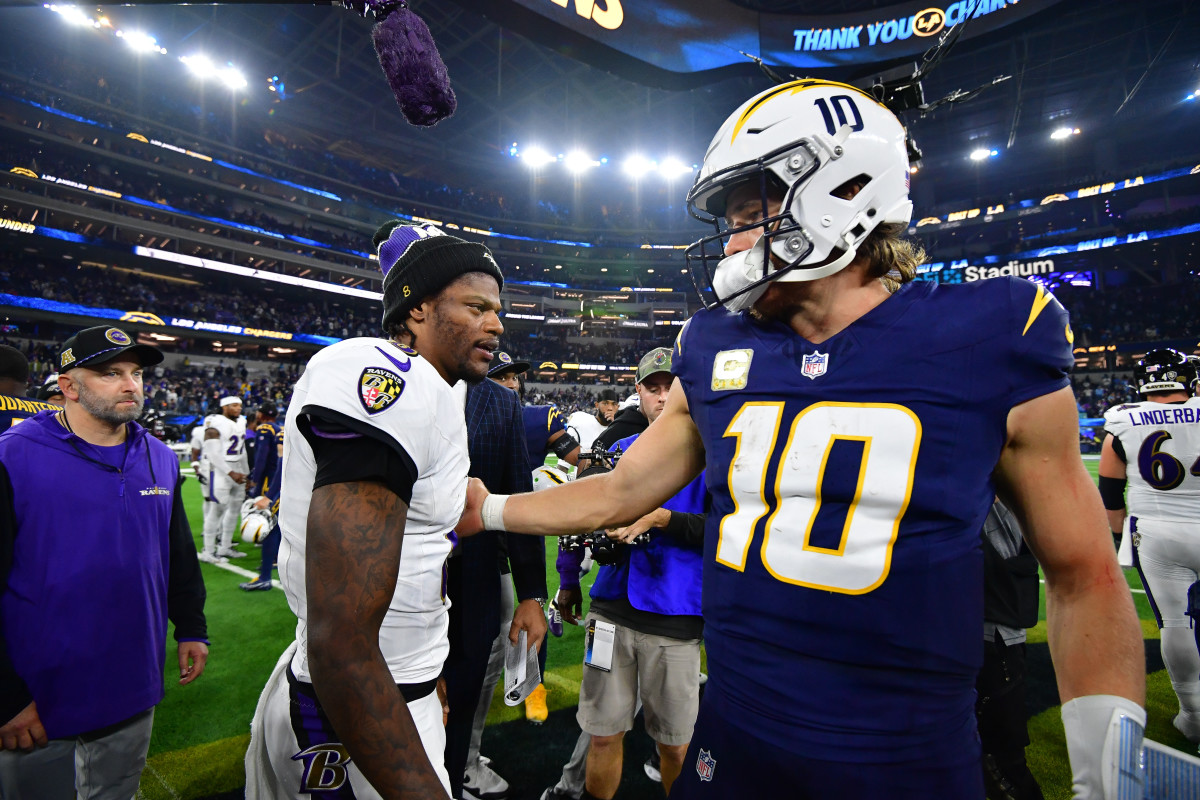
[206,413,249,473]
[1104,397,1200,522]
[278,337,469,684]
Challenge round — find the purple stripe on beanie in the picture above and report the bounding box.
[378,225,435,277]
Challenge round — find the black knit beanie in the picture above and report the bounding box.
[374,221,504,331]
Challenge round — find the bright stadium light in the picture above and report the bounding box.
[1051,126,1080,140]
[969,148,998,162]
[521,146,556,169]
[622,154,656,179]
[564,150,599,173]
[659,158,693,178]
[118,30,159,53]
[218,67,248,90]
[49,4,93,26]
[181,54,217,78]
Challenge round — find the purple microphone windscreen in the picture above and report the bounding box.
[372,5,456,127]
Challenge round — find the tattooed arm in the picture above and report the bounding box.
[306,480,449,800]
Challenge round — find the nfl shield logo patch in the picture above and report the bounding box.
[359,367,405,415]
[696,749,716,782]
[801,351,829,380]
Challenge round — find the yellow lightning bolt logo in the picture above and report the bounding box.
[729,79,880,145]
[1022,284,1056,337]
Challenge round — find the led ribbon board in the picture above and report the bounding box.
[456,0,1063,83]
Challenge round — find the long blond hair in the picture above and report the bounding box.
[861,222,925,293]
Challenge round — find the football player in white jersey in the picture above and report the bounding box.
[245,222,505,799]
[199,397,249,562]
[1101,348,1200,742]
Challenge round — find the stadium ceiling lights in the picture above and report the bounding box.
[564,150,601,173]
[969,148,999,162]
[520,146,557,169]
[180,55,247,90]
[117,30,162,54]
[658,158,694,179]
[46,6,258,90]
[1051,126,1081,140]
[515,142,693,179]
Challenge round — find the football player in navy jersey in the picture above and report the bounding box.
[462,80,1144,799]
[247,403,283,499]
[0,345,58,428]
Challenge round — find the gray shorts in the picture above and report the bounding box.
[576,611,701,746]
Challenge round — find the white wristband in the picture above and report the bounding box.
[481,494,510,532]
[1061,694,1145,800]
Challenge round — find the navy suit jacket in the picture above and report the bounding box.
[447,379,544,658]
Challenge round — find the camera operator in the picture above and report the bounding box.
[548,348,705,800]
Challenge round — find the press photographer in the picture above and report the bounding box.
[547,347,706,800]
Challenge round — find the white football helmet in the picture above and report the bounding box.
[685,79,913,311]
[238,499,274,545]
[532,464,570,492]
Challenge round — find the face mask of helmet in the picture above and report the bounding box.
[685,80,914,312]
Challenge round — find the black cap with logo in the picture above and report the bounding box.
[58,326,164,372]
[487,351,531,378]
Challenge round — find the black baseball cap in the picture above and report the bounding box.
[36,374,63,401]
[58,326,164,372]
[487,351,531,378]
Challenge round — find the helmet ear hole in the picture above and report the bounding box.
[830,173,872,200]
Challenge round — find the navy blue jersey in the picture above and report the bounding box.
[249,421,283,497]
[0,395,60,430]
[672,277,1072,762]
[522,404,567,466]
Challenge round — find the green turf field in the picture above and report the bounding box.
[136,459,1187,799]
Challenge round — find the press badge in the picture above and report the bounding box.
[584,619,616,672]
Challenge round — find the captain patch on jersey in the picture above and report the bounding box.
[359,367,405,414]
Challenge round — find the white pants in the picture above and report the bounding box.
[202,471,246,553]
[1136,517,1200,714]
[247,645,450,799]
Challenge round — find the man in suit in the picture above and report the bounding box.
[445,377,548,799]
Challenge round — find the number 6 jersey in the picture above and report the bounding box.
[672,276,1073,762]
[1104,396,1200,522]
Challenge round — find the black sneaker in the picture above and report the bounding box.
[539,788,579,800]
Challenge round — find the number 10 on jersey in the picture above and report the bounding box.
[718,402,921,594]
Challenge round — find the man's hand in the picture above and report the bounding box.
[178,641,209,685]
[606,508,671,543]
[457,477,488,537]
[553,587,584,627]
[0,702,47,751]
[510,598,548,653]
[253,495,270,510]
[229,471,247,484]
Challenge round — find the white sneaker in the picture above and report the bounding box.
[217,548,247,559]
[463,757,510,800]
[1175,710,1200,743]
[197,551,226,564]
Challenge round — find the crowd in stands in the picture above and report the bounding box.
[0,63,684,244]
[0,255,380,342]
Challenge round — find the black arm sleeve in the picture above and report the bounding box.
[167,469,209,642]
[1109,433,1127,462]
[0,461,33,723]
[661,512,706,548]
[1098,475,1128,511]
[298,407,418,504]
